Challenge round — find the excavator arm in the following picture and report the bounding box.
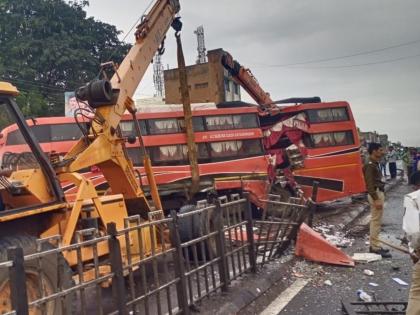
[221,51,276,114]
[62,0,180,203]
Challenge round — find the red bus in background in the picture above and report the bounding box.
[0,101,366,210]
[0,106,269,209]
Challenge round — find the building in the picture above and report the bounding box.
[358,130,380,147]
[164,49,241,104]
[378,134,389,149]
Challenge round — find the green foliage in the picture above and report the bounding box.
[0,0,130,117]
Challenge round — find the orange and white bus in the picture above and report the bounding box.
[0,106,269,210]
[0,100,366,210]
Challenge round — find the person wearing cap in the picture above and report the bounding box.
[363,142,391,258]
[403,171,420,315]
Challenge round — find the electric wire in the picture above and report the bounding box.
[287,52,420,69]
[255,38,420,67]
[0,65,85,89]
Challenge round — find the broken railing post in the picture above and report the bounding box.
[244,193,257,273]
[307,181,319,227]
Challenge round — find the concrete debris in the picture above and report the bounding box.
[313,223,354,248]
[352,253,382,263]
[357,289,373,302]
[293,272,305,278]
[392,277,408,286]
[363,269,374,276]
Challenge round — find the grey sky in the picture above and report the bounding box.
[85,0,420,146]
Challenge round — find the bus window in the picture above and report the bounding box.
[149,144,188,164]
[148,118,180,134]
[197,143,209,161]
[306,107,349,123]
[205,115,234,131]
[241,139,264,155]
[304,131,355,148]
[120,121,135,137]
[120,120,147,137]
[178,117,205,132]
[126,147,145,166]
[50,124,82,141]
[233,114,259,129]
[6,125,50,144]
[6,130,25,145]
[209,140,239,158]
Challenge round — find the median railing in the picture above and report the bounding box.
[0,193,310,315]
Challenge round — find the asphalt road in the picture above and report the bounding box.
[241,183,413,315]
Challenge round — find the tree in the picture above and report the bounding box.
[0,0,131,116]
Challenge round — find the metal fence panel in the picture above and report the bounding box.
[0,194,308,315]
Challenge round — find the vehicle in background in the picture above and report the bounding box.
[0,106,269,210]
[221,50,365,203]
[0,98,365,210]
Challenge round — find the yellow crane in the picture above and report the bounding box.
[0,0,180,313]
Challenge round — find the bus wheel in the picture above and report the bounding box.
[266,184,293,218]
[178,205,217,261]
[0,235,74,315]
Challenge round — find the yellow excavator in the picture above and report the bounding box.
[0,0,180,313]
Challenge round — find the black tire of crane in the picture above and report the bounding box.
[178,205,217,261]
[0,235,75,315]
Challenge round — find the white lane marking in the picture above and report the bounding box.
[259,278,310,315]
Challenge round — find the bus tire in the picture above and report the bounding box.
[178,205,216,261]
[0,235,75,315]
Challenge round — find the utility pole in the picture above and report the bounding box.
[194,25,207,64]
[153,53,165,97]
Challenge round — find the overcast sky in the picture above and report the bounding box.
[85,0,420,147]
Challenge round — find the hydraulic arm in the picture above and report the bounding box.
[221,51,275,114]
[62,0,180,206]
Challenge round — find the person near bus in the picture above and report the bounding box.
[403,171,420,315]
[363,142,391,258]
[387,146,398,179]
[380,154,388,177]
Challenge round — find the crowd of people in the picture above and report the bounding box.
[362,145,420,182]
[362,143,420,314]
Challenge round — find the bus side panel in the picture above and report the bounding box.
[293,150,366,202]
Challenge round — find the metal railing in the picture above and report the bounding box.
[0,193,309,315]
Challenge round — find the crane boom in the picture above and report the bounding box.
[221,51,275,113]
[62,0,180,203]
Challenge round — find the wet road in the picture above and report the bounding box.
[241,183,413,315]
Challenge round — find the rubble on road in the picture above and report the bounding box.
[352,253,382,263]
[313,223,354,248]
[392,277,408,286]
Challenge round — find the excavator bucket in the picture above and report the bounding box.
[295,223,355,267]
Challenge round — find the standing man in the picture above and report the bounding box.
[380,154,388,177]
[388,146,398,179]
[403,171,420,315]
[363,143,392,258]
